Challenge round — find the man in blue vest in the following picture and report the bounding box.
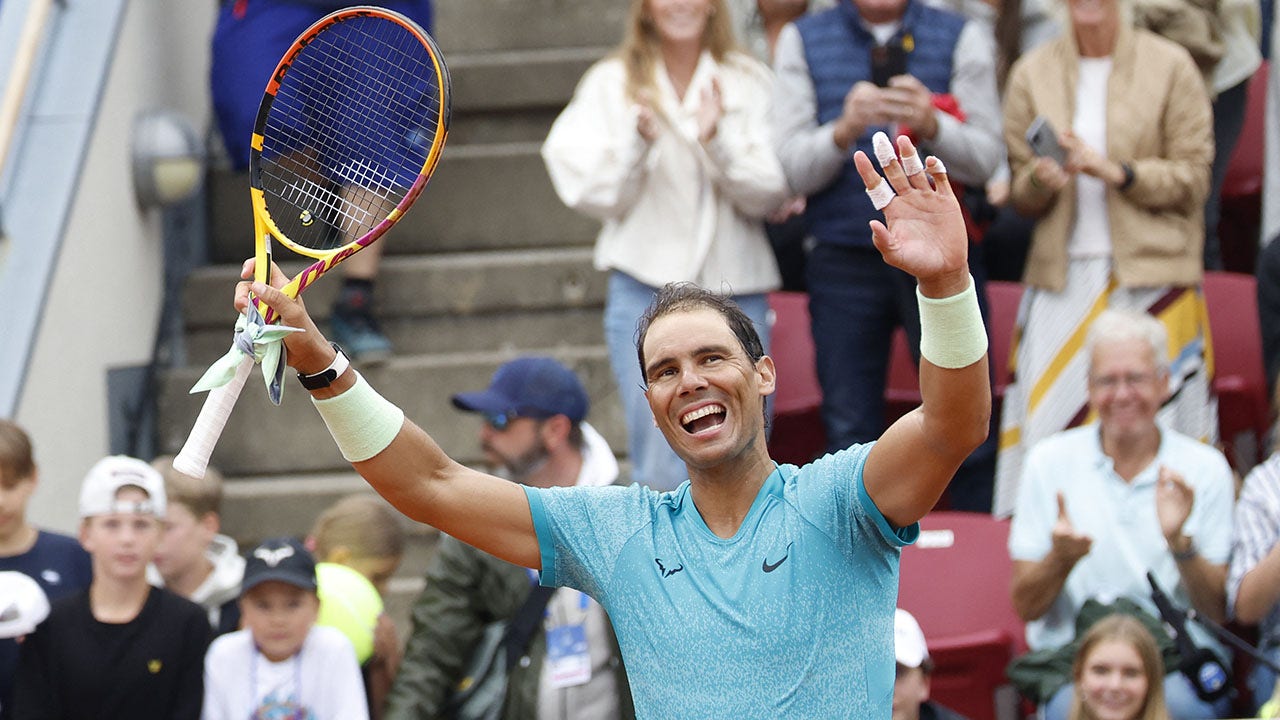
[771,0,1002,510]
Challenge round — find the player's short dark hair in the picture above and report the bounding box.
[634,282,764,384]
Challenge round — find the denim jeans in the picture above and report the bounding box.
[1247,645,1280,715]
[1043,673,1232,720]
[603,271,771,491]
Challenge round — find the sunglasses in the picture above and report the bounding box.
[481,410,517,431]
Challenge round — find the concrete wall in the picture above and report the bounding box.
[18,0,214,533]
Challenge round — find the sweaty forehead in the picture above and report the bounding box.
[644,308,735,353]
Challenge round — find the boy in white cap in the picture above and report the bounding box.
[894,608,971,720]
[11,456,210,720]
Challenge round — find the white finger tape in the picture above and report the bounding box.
[901,153,924,176]
[872,131,896,167]
[926,156,947,176]
[866,178,896,210]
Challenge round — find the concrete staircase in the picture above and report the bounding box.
[154,0,631,627]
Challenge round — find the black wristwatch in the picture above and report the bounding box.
[297,343,351,390]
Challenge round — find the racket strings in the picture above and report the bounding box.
[257,13,445,253]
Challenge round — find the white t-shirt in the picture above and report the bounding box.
[1068,56,1114,259]
[202,625,369,720]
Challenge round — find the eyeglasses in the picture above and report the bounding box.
[1089,371,1159,391]
[481,410,517,431]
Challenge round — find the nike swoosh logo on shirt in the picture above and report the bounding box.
[762,542,794,573]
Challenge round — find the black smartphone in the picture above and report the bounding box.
[870,41,907,88]
[1025,116,1066,165]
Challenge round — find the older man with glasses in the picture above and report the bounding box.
[1006,309,1235,720]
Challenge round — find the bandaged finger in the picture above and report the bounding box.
[901,152,924,176]
[872,132,897,168]
[925,156,947,176]
[866,178,896,210]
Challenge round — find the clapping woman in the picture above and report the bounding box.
[542,0,789,491]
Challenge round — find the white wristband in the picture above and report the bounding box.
[917,275,988,369]
[312,371,405,462]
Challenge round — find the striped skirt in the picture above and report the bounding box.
[993,257,1218,516]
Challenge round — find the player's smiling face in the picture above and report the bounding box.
[642,308,774,469]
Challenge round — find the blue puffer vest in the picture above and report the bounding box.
[794,1,965,247]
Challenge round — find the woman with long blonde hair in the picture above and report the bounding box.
[1069,615,1171,720]
[542,0,790,492]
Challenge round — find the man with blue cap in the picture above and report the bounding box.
[385,357,632,719]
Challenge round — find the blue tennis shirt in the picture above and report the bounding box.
[523,443,918,719]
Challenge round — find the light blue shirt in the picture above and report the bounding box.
[1008,424,1235,661]
[524,443,917,719]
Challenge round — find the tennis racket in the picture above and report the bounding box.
[173,6,451,479]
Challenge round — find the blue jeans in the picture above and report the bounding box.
[603,271,771,491]
[1043,673,1232,720]
[1247,646,1280,715]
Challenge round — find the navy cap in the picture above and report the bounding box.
[242,537,317,595]
[451,357,589,423]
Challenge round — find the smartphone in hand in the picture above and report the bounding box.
[1025,116,1066,165]
[870,41,908,88]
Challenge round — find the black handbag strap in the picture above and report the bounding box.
[502,583,556,670]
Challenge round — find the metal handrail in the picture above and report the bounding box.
[0,0,56,176]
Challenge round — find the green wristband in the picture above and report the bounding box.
[917,274,988,369]
[312,371,405,462]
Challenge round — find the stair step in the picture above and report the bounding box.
[436,0,627,53]
[205,145,600,264]
[450,47,604,113]
[156,346,625,476]
[183,305,606,368]
[180,246,605,331]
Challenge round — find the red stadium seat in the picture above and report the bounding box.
[1219,61,1268,273]
[986,281,1024,398]
[767,292,827,464]
[928,629,1017,720]
[1202,271,1269,470]
[900,511,1025,720]
[885,328,921,426]
[886,281,1024,426]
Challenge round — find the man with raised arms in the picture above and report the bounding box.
[236,133,990,718]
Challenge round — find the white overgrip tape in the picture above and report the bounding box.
[917,274,988,369]
[866,178,895,210]
[872,131,896,167]
[312,371,405,462]
[901,152,924,176]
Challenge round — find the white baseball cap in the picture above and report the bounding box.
[78,455,166,519]
[0,572,50,639]
[895,608,931,668]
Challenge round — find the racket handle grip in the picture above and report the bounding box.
[172,356,254,479]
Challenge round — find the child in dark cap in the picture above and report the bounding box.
[202,537,368,720]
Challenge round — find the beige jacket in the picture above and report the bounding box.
[1003,24,1213,292]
